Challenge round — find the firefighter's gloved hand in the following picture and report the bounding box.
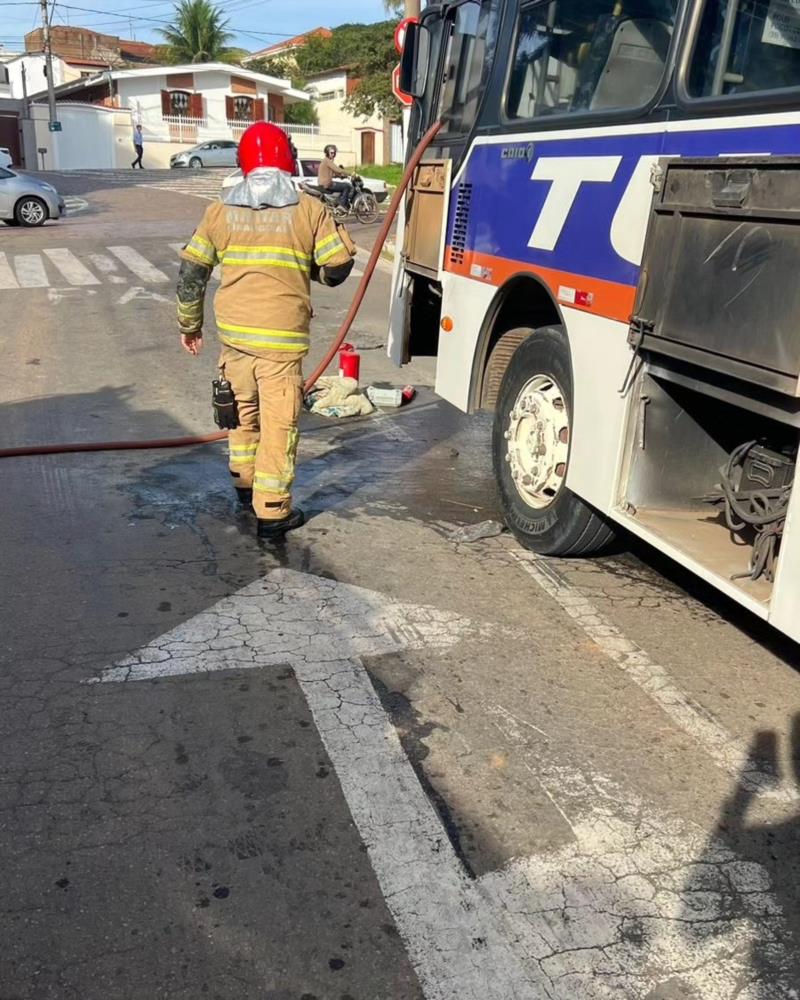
[212,377,240,429]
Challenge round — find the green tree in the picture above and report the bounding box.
[297,21,400,119]
[159,0,237,64]
[248,55,319,125]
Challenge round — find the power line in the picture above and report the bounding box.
[52,1,298,35]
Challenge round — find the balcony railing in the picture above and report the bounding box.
[283,123,321,136]
[148,116,325,145]
[225,118,320,136]
[162,114,207,142]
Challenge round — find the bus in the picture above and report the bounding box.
[391,0,800,644]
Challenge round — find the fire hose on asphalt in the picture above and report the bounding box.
[0,120,443,461]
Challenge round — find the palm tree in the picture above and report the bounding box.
[160,0,235,64]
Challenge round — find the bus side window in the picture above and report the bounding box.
[689,0,800,98]
[506,0,677,120]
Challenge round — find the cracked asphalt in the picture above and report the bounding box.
[2,171,800,1000]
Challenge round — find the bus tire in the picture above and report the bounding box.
[492,325,616,557]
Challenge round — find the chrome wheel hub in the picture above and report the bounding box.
[20,200,44,224]
[504,374,569,509]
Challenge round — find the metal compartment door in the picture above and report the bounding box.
[632,157,800,396]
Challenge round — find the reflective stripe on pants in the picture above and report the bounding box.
[219,345,303,521]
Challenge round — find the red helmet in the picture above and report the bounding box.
[238,122,295,176]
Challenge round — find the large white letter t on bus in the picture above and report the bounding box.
[527,156,622,251]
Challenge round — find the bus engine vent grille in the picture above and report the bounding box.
[449,183,472,267]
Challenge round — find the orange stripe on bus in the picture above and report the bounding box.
[445,248,636,324]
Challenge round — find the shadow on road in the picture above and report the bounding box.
[682,720,800,996]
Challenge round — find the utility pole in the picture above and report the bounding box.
[39,0,58,128]
[405,0,420,17]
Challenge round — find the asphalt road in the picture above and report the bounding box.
[1,169,800,1000]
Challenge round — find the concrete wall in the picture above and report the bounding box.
[30,101,128,169]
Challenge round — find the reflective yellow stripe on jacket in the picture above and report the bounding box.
[184,233,217,266]
[217,321,310,353]
[314,232,347,266]
[221,245,312,273]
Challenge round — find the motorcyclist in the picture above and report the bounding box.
[318,144,353,210]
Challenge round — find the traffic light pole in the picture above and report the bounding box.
[39,0,58,127]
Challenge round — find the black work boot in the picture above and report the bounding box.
[235,487,253,507]
[256,508,305,540]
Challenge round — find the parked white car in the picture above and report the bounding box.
[0,147,12,169]
[221,158,389,202]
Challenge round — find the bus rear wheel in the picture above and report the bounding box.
[492,325,615,557]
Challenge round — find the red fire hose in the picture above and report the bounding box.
[0,120,442,461]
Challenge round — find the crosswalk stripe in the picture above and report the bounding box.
[108,245,169,283]
[87,252,126,284]
[14,255,48,287]
[0,252,19,289]
[44,248,100,286]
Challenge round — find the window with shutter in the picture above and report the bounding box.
[225,95,235,120]
[160,89,170,116]
[253,97,265,121]
[189,92,204,119]
[232,95,254,121]
[168,90,191,117]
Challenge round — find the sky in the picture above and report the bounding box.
[0,0,392,56]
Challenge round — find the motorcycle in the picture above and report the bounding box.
[301,174,379,225]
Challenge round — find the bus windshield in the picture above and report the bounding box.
[431,0,501,137]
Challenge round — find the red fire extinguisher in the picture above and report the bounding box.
[338,343,360,382]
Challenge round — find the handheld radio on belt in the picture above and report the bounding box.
[212,368,239,430]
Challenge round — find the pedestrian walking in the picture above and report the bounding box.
[175,122,355,540]
[131,125,144,169]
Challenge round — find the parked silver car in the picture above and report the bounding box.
[170,141,239,169]
[0,167,64,227]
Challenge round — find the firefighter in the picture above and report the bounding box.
[176,122,355,539]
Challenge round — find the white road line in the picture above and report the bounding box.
[63,196,89,215]
[108,245,168,283]
[87,252,126,284]
[0,252,19,289]
[43,248,100,286]
[14,255,49,288]
[510,546,799,803]
[88,569,535,1000]
[84,567,797,998]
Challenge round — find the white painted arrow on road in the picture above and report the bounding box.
[88,569,795,999]
[90,569,536,1000]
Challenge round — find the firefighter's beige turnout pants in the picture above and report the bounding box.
[220,345,303,521]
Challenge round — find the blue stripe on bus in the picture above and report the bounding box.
[449,122,800,290]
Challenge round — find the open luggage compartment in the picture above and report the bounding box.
[618,157,800,606]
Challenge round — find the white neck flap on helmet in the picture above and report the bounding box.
[222,167,300,209]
